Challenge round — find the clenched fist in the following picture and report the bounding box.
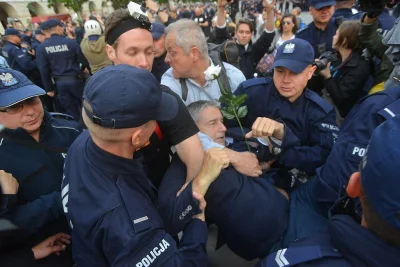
[245,117,285,140]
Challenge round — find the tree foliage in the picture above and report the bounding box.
[47,0,89,13]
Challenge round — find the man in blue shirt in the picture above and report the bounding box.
[62,64,230,266]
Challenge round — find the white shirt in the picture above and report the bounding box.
[161,61,246,106]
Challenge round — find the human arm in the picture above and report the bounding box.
[157,149,229,236]
[32,233,71,259]
[0,170,19,216]
[11,47,37,71]
[252,1,276,64]
[36,46,54,93]
[245,110,338,173]
[146,0,169,24]
[5,191,64,234]
[359,13,389,58]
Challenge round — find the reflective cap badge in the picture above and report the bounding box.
[283,43,295,54]
[0,72,18,87]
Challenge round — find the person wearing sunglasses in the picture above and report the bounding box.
[0,68,82,266]
[257,116,400,267]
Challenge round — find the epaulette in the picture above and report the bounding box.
[305,89,333,114]
[241,77,272,90]
[50,112,75,121]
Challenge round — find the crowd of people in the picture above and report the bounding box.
[0,0,400,266]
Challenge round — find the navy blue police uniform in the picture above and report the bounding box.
[258,117,400,267]
[62,65,208,266]
[296,19,337,58]
[1,29,38,77]
[36,19,89,120]
[233,78,338,175]
[158,155,289,261]
[0,68,81,266]
[333,8,354,19]
[315,86,400,208]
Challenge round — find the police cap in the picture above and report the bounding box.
[83,65,178,129]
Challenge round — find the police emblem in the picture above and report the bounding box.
[283,43,295,54]
[0,72,18,87]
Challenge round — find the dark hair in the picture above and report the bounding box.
[360,184,400,248]
[237,18,254,33]
[336,20,361,50]
[104,8,131,49]
[278,14,298,35]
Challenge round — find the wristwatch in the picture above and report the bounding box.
[272,146,282,156]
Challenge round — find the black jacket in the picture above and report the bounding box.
[215,26,275,79]
[152,53,170,83]
[324,51,371,117]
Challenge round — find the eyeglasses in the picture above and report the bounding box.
[281,21,293,25]
[0,96,41,114]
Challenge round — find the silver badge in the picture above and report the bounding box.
[283,43,295,54]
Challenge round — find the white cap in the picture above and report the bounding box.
[84,20,101,36]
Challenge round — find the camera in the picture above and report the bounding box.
[313,51,338,76]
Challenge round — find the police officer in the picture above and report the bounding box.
[1,28,37,77]
[258,116,400,267]
[296,0,337,58]
[31,29,46,55]
[36,19,90,121]
[62,65,229,266]
[233,38,338,177]
[333,0,358,19]
[0,68,81,266]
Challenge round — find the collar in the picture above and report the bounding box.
[2,110,51,142]
[235,38,251,51]
[272,84,305,106]
[187,57,216,88]
[86,134,145,176]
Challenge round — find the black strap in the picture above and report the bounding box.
[180,79,188,101]
[0,131,68,153]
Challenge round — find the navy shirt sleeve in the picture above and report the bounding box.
[4,191,64,234]
[10,46,37,71]
[97,201,207,267]
[36,45,53,92]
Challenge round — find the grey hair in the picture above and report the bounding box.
[165,19,209,59]
[187,100,220,123]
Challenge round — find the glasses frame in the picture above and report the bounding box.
[0,96,41,114]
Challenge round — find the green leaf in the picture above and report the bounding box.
[219,95,232,106]
[232,94,248,107]
[221,108,235,120]
[237,106,248,118]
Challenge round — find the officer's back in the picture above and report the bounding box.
[37,21,84,77]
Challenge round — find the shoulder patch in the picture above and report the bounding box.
[305,89,333,113]
[378,98,400,120]
[241,77,272,90]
